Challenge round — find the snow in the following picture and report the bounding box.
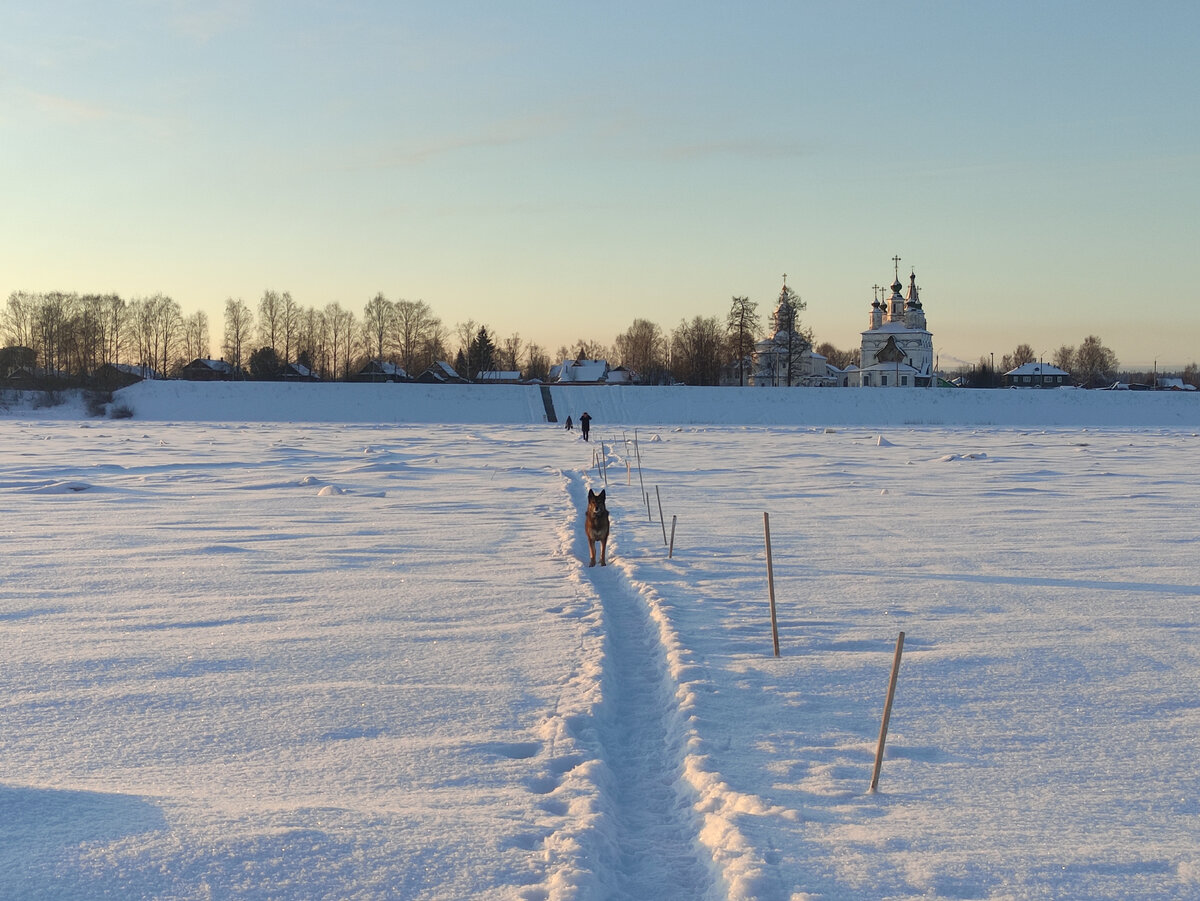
[3,384,1200,899]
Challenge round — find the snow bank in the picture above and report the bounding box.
[97,381,1200,428]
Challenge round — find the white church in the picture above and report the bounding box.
[749,278,833,387]
[846,262,934,388]
[747,259,936,389]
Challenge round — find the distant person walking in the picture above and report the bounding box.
[564,415,573,431]
[579,412,591,441]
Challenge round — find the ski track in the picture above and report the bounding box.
[564,467,718,901]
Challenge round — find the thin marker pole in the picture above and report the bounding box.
[763,512,780,657]
[869,631,906,794]
[668,514,677,558]
[634,429,648,520]
[655,486,667,544]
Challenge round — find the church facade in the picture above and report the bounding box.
[849,267,934,388]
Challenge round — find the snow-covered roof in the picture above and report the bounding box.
[1005,362,1070,377]
[476,370,523,382]
[1156,377,1196,391]
[185,358,234,374]
[552,359,609,383]
[857,361,920,375]
[360,360,407,378]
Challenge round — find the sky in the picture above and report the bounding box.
[2,1,1198,370]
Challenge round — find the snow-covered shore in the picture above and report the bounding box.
[24,380,1200,427]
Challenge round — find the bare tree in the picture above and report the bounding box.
[129,294,181,376]
[2,291,37,351]
[725,297,760,386]
[258,290,284,357]
[501,332,524,373]
[182,310,210,363]
[557,339,610,363]
[1001,343,1037,373]
[294,305,325,376]
[325,302,357,380]
[363,293,394,362]
[417,320,448,374]
[525,343,550,382]
[1073,335,1119,388]
[280,291,300,366]
[670,315,724,385]
[223,297,254,376]
[392,299,440,374]
[1052,345,1075,373]
[101,294,127,367]
[454,318,479,366]
[815,341,860,370]
[614,318,666,384]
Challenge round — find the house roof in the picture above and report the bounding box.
[476,370,523,381]
[184,358,234,374]
[360,360,407,378]
[1005,362,1070,377]
[552,359,609,383]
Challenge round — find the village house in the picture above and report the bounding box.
[550,358,610,384]
[354,360,408,382]
[180,358,237,381]
[1003,362,1071,388]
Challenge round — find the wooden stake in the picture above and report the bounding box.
[634,429,648,519]
[763,512,780,657]
[655,486,667,544]
[869,631,906,794]
[668,514,677,558]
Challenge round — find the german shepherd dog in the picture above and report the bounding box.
[585,489,610,567]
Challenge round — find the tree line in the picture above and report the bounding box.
[962,338,1198,389]
[2,288,1192,389]
[0,288,794,386]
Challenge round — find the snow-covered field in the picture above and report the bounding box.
[3,385,1200,899]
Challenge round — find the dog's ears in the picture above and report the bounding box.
[587,489,605,501]
[588,489,596,499]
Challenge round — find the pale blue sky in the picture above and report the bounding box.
[3,1,1197,369]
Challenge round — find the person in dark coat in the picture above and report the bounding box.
[579,412,591,441]
[564,415,573,431]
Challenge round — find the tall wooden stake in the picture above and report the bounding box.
[634,429,648,520]
[763,512,780,657]
[668,515,677,558]
[655,486,667,544]
[869,631,906,794]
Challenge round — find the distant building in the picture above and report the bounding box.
[180,358,236,381]
[355,360,408,382]
[283,362,319,381]
[1004,362,1071,388]
[550,358,610,384]
[93,362,156,389]
[475,370,523,383]
[415,361,468,384]
[851,265,934,387]
[751,278,832,387]
[606,365,634,385]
